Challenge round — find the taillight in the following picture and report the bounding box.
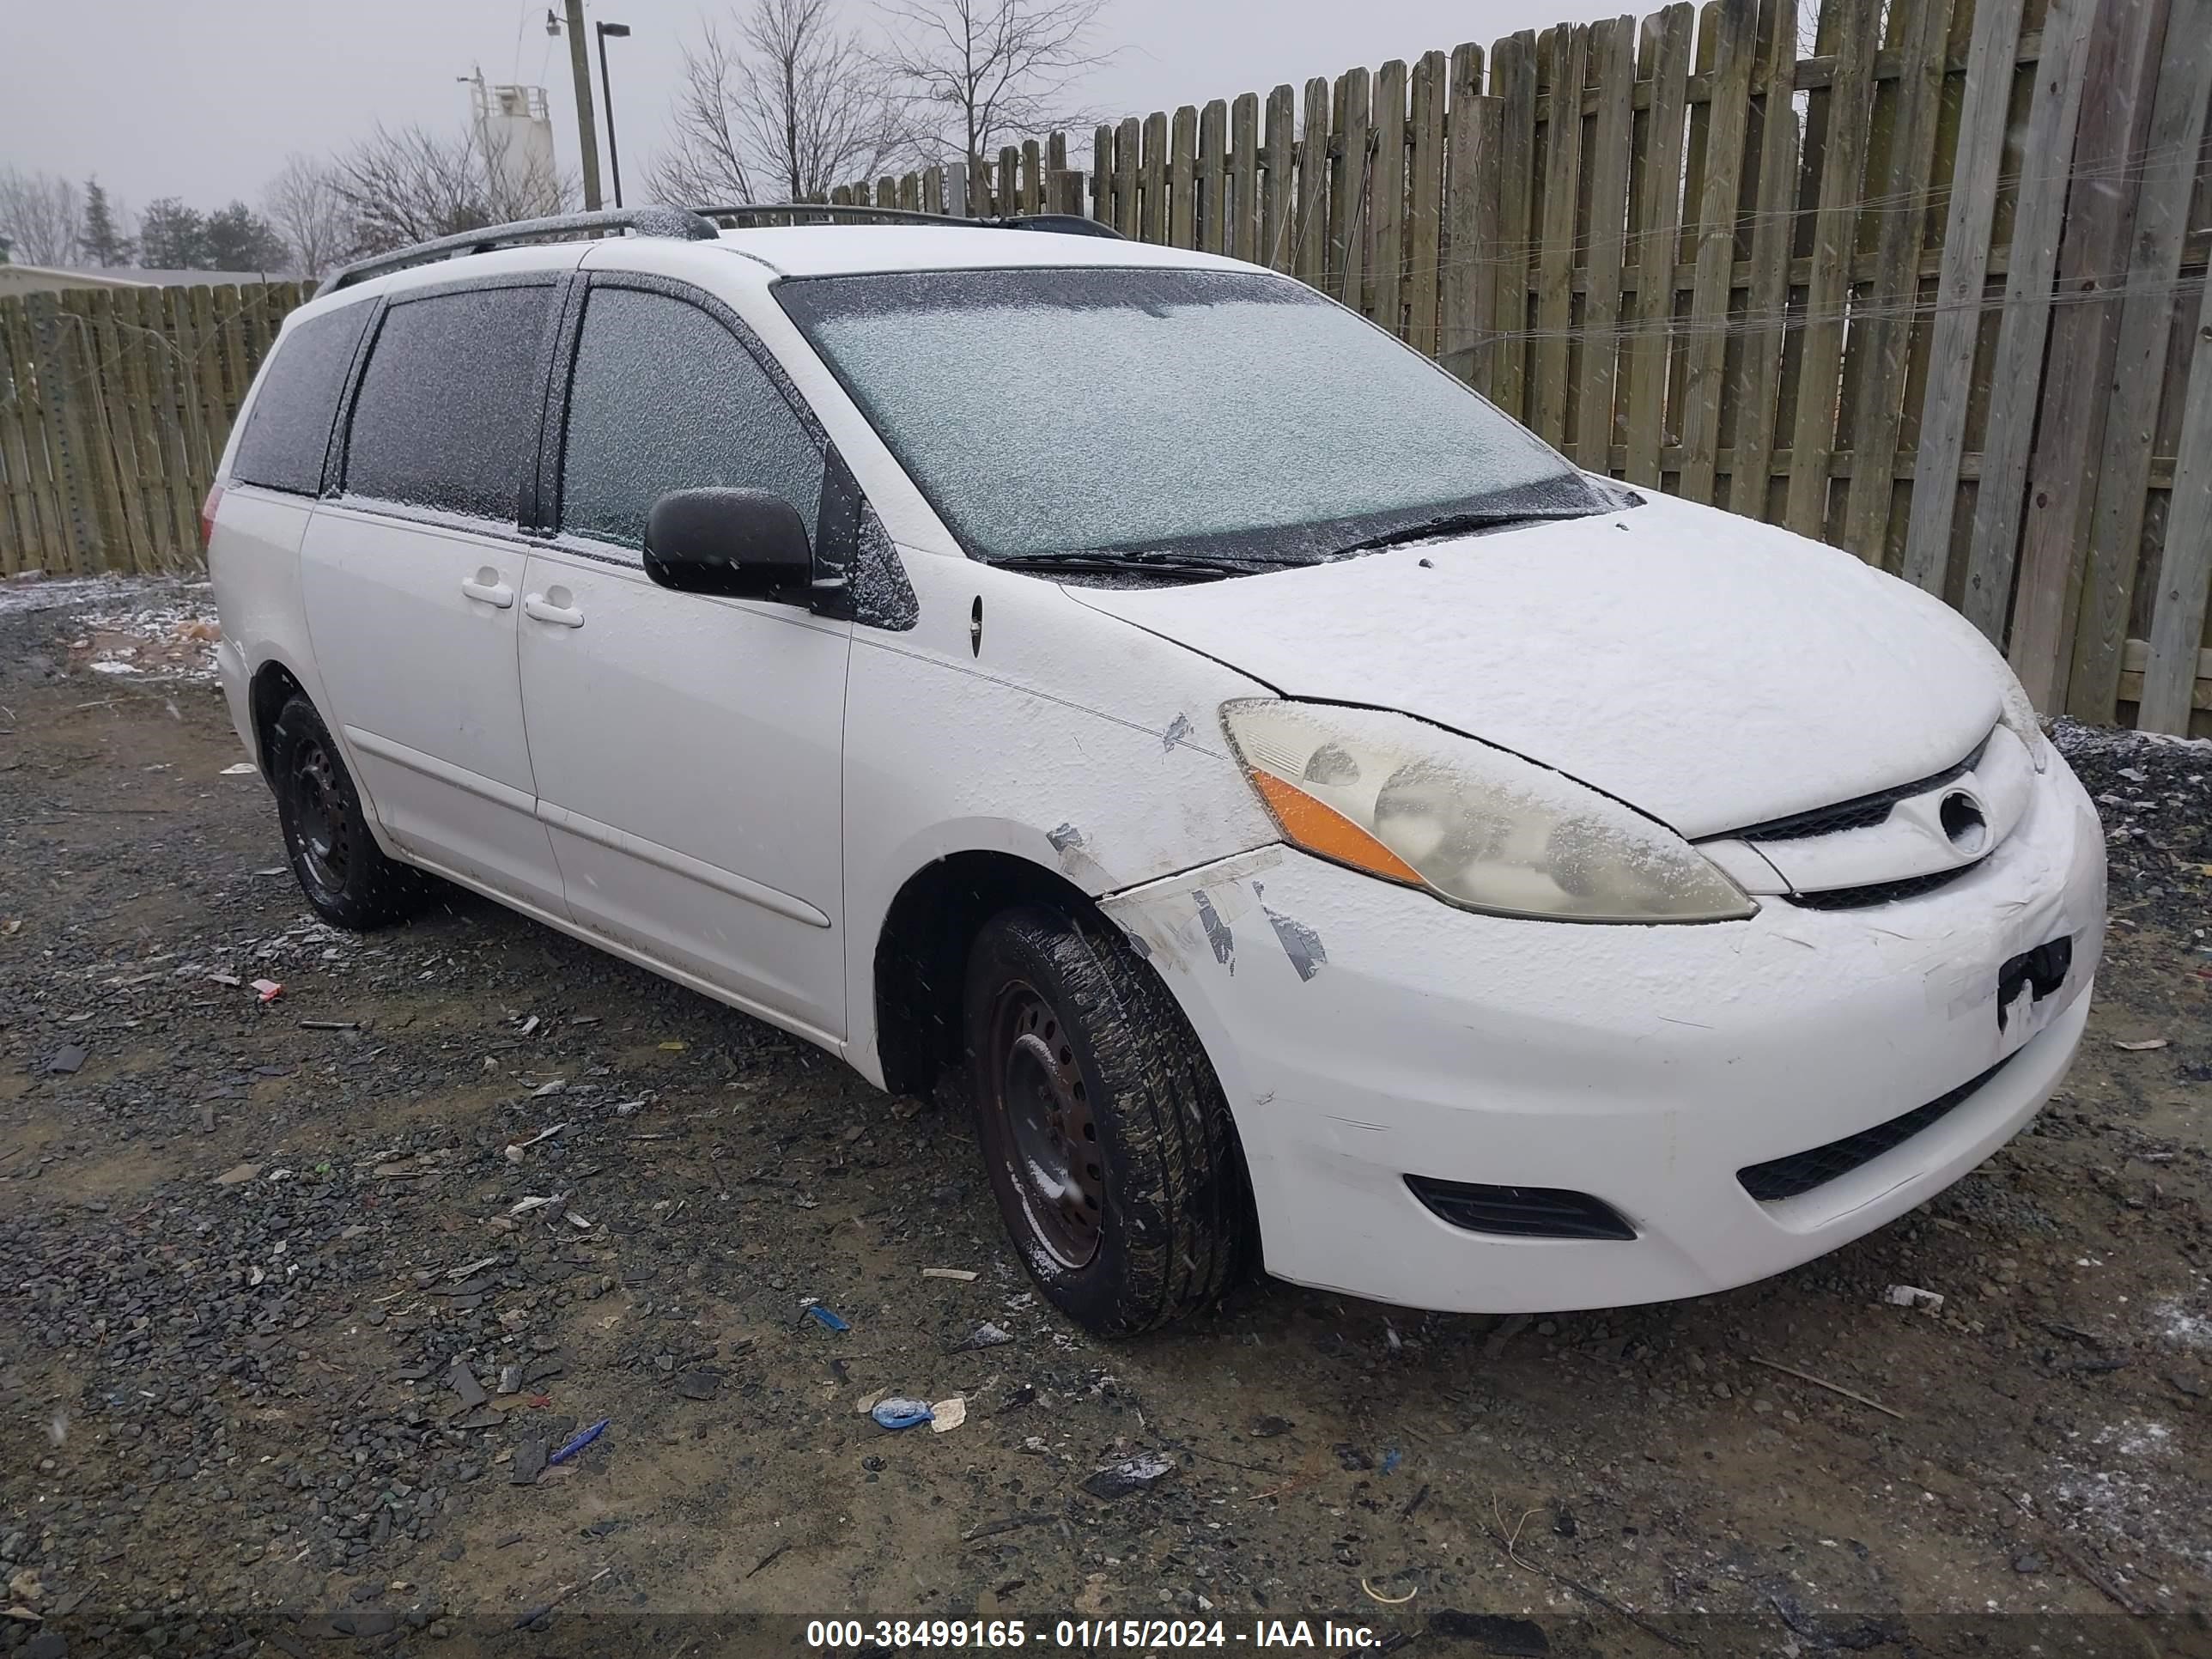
[200,482,223,550]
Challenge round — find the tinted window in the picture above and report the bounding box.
[230,304,371,495]
[344,285,553,521]
[560,286,823,550]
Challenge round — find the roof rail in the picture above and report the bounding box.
[693,203,1125,240]
[324,206,720,292]
[992,213,1124,240]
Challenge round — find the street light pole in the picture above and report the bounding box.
[595,22,632,210]
[557,0,603,210]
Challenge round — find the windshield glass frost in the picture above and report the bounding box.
[776,268,1595,564]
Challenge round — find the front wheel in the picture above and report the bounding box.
[963,905,1250,1334]
[268,694,434,929]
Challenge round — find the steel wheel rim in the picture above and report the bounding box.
[984,981,1103,1270]
[289,738,350,894]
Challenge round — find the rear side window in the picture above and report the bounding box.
[344,285,554,522]
[229,305,371,495]
[559,285,823,550]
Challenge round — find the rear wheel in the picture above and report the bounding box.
[963,905,1249,1334]
[269,695,433,929]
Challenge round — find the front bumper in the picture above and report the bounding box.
[1102,751,2106,1314]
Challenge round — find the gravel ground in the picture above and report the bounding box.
[0,580,2207,1658]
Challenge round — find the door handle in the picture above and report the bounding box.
[524,592,584,629]
[460,574,514,609]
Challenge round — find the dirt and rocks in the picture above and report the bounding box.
[0,578,2208,1657]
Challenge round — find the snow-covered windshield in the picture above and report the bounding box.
[776,267,1603,568]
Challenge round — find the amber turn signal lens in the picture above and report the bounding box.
[1249,769,1425,886]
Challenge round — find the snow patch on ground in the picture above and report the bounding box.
[2051,716,2212,759]
[2153,1297,2212,1351]
[2051,1415,2210,1576]
[78,583,223,684]
[0,574,225,684]
[0,574,144,620]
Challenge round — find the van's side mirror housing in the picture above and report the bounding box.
[643,488,812,601]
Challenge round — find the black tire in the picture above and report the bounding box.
[963,904,1250,1334]
[268,694,433,929]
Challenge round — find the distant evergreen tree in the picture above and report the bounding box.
[80,178,134,266]
[201,202,291,271]
[137,198,206,269]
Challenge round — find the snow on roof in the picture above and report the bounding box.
[708,223,1249,278]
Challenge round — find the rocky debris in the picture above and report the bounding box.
[2054,719,2212,907]
[1081,1453,1176,1500]
[510,1439,550,1486]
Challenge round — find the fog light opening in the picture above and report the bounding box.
[1939,790,1987,854]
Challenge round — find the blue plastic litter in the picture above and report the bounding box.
[871,1397,934,1431]
[548,1418,610,1465]
[805,1304,851,1333]
[1380,1449,1402,1475]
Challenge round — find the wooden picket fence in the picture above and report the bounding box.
[842,0,2212,736]
[0,282,307,576]
[3,0,2207,736]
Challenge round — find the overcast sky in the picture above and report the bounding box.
[3,0,1625,218]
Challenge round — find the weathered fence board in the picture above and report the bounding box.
[1577,19,1637,475]
[2140,269,2212,732]
[1839,0,1950,562]
[1294,80,1331,287]
[1264,84,1298,274]
[1438,64,1498,390]
[1727,0,1802,522]
[1783,0,1877,540]
[1901,0,2026,592]
[2008,0,2172,708]
[1624,6,1693,484]
[1678,0,1759,505]
[1371,60,1409,343]
[1960,0,2096,637]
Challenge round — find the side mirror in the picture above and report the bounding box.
[643,488,812,601]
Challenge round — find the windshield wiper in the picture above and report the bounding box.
[1328,505,1603,558]
[992,551,1268,581]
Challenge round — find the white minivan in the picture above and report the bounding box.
[207,206,2105,1334]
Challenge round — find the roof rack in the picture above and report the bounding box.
[324,205,720,292]
[693,203,1124,240]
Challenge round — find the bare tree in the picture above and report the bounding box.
[0,167,84,265]
[875,0,1112,167]
[650,0,917,205]
[263,155,351,277]
[325,123,572,258]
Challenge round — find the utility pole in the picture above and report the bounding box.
[561,0,603,210]
[595,23,631,209]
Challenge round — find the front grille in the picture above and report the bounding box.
[1737,1053,2016,1202]
[1782,861,1982,909]
[1732,737,1990,843]
[1406,1176,1636,1241]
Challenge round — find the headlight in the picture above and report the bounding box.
[1221,700,1757,923]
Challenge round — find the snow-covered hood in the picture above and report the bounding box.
[1070,493,2002,840]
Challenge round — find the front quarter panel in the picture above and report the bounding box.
[842,550,1279,1083]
